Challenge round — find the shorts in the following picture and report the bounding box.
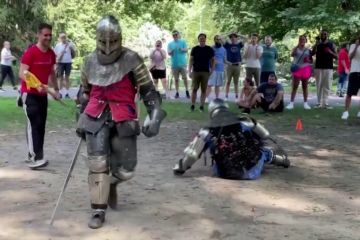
[260,98,284,112]
[57,62,72,77]
[172,67,187,81]
[192,72,210,93]
[150,69,166,79]
[208,71,224,87]
[292,65,312,80]
[347,72,360,96]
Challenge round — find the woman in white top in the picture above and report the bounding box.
[244,33,263,86]
[341,38,360,120]
[0,41,17,91]
[149,40,168,98]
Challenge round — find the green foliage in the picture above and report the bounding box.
[212,0,360,43]
[0,0,47,56]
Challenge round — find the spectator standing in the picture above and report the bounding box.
[0,41,17,91]
[249,74,284,113]
[223,33,243,101]
[312,30,337,109]
[341,38,360,120]
[337,43,350,97]
[149,40,169,98]
[260,36,278,84]
[54,32,76,98]
[206,35,227,100]
[167,30,190,99]
[188,33,215,112]
[18,23,60,169]
[244,33,263,86]
[286,35,313,110]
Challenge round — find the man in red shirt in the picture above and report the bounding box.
[18,23,60,169]
[337,43,350,97]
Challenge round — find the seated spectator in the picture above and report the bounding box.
[250,74,284,113]
[237,77,256,112]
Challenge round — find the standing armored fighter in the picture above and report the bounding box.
[77,16,166,229]
[173,98,289,179]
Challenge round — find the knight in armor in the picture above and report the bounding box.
[76,16,166,229]
[173,98,289,179]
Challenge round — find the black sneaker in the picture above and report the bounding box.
[65,93,70,98]
[13,86,17,90]
[190,105,195,112]
[199,106,204,112]
[174,92,179,99]
[186,90,190,98]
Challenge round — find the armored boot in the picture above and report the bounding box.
[88,209,106,229]
[173,159,186,175]
[272,154,290,168]
[108,183,118,209]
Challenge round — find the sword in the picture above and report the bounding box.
[49,138,83,226]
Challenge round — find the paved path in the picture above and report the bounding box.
[1,86,359,108]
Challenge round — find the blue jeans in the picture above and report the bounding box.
[337,72,348,93]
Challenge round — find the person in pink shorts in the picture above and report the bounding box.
[286,35,313,110]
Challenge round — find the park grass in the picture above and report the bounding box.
[0,97,358,134]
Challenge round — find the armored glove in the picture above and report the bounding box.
[142,108,167,137]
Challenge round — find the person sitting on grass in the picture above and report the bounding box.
[247,73,284,113]
[237,77,256,113]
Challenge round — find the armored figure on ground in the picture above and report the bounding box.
[173,98,289,179]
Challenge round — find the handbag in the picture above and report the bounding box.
[290,49,307,73]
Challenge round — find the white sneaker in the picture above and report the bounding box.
[357,111,360,118]
[205,97,209,103]
[303,102,311,110]
[341,111,349,120]
[224,97,228,102]
[27,159,49,170]
[286,102,294,110]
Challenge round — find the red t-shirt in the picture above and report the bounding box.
[20,45,56,95]
[337,48,350,74]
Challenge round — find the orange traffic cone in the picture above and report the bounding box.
[296,119,303,131]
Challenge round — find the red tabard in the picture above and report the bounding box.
[84,74,137,122]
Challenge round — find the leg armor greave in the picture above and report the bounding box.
[110,134,138,184]
[86,126,111,209]
[173,128,210,175]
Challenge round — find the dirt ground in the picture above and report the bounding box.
[0,120,360,240]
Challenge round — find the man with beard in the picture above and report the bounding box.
[206,35,227,100]
[312,30,337,109]
[173,98,289,179]
[18,23,60,169]
[76,15,166,229]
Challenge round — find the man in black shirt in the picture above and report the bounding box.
[312,30,337,109]
[188,33,215,112]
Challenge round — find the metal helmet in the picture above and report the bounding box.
[208,98,229,118]
[96,15,122,65]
